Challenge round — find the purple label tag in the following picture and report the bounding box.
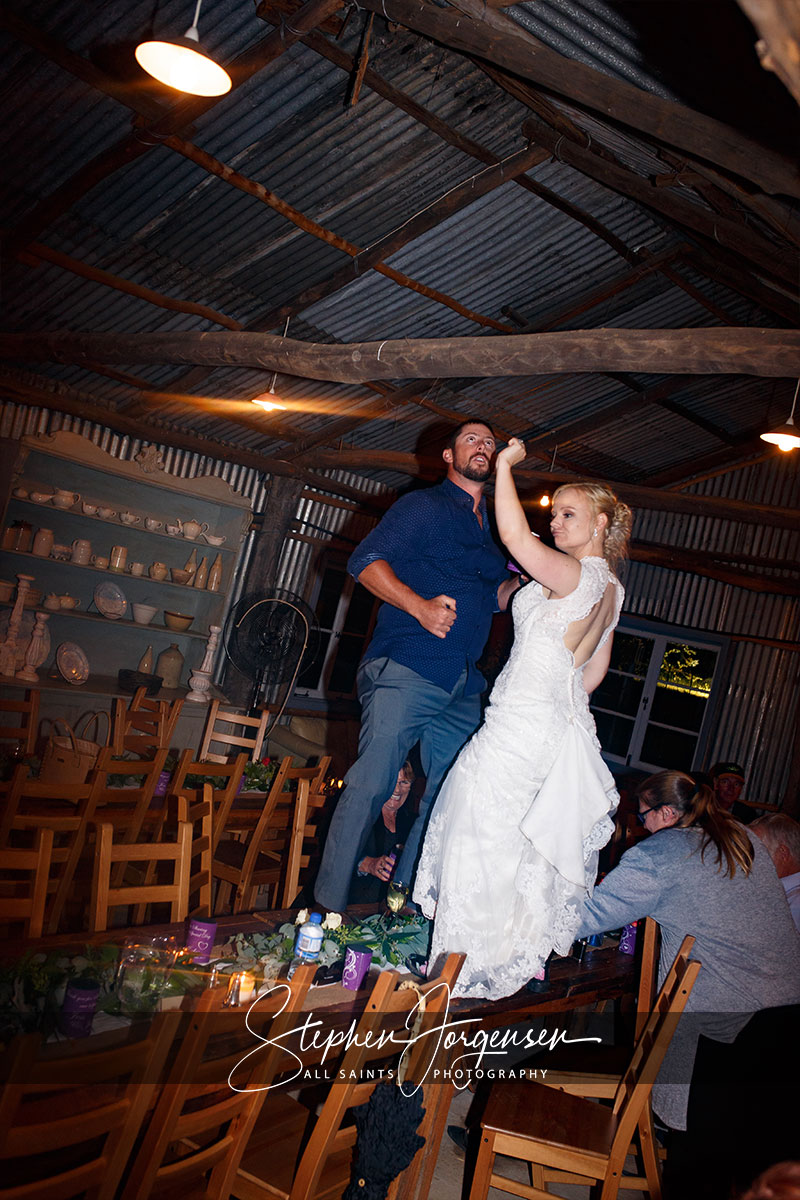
[59,979,100,1038]
[342,945,372,991]
[187,919,217,964]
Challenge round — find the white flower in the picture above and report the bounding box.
[295,908,310,926]
[322,912,342,931]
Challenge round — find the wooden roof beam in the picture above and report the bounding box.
[4,328,797,380]
[304,449,800,531]
[354,0,800,198]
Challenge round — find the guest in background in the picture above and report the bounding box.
[710,760,755,823]
[349,763,415,904]
[577,769,800,1200]
[751,813,800,932]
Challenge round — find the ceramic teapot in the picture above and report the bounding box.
[181,519,208,541]
[52,489,80,510]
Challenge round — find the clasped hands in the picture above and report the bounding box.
[359,854,396,881]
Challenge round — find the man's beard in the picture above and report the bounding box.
[455,455,492,482]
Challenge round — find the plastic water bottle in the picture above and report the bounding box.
[287,912,324,979]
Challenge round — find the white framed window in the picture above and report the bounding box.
[590,619,729,774]
[295,553,378,699]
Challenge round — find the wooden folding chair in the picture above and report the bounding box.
[111,688,183,757]
[212,756,330,914]
[0,764,100,935]
[0,827,54,938]
[198,700,271,764]
[0,688,40,756]
[89,820,192,932]
[467,936,701,1200]
[539,918,664,1195]
[279,782,330,908]
[120,966,316,1200]
[233,952,465,1200]
[167,749,248,850]
[0,1011,177,1200]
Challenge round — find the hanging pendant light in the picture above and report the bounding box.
[760,380,800,452]
[252,317,290,411]
[136,0,231,97]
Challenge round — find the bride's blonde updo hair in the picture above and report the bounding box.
[551,481,633,573]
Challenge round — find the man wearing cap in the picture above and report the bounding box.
[710,761,754,824]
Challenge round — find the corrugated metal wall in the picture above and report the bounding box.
[3,400,796,806]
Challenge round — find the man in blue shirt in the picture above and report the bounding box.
[314,420,521,911]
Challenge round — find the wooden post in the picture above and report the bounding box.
[221,475,304,707]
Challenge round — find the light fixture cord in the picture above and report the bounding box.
[268,316,291,395]
[191,0,204,31]
[789,379,799,424]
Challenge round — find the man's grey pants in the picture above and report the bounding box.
[313,657,481,912]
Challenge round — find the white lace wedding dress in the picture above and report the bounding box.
[413,555,624,1000]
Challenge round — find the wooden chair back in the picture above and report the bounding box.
[235,952,465,1200]
[89,820,192,932]
[168,749,248,850]
[469,937,700,1200]
[197,700,271,764]
[92,745,169,848]
[212,756,330,914]
[111,689,182,757]
[175,784,214,918]
[0,827,54,938]
[279,782,329,908]
[0,688,40,756]
[120,965,316,1200]
[0,1012,177,1200]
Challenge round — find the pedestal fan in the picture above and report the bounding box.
[222,589,319,715]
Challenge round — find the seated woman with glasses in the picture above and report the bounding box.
[577,769,800,1200]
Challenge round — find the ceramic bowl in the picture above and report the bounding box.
[170,568,192,585]
[164,610,193,632]
[132,603,158,626]
[203,533,226,546]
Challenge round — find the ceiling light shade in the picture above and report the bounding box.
[760,381,800,452]
[760,418,800,452]
[135,1,231,96]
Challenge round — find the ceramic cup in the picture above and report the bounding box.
[81,501,98,515]
[92,554,109,570]
[120,511,141,526]
[165,523,181,536]
[149,561,167,581]
[145,518,163,532]
[97,506,116,520]
[129,561,145,577]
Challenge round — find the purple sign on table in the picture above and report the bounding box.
[342,944,372,991]
[59,978,100,1038]
[187,919,217,964]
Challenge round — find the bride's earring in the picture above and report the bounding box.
[592,528,598,538]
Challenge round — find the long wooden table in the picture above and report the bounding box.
[3,906,637,1200]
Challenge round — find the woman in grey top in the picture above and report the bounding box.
[578,770,800,1134]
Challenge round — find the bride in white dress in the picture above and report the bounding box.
[414,438,633,999]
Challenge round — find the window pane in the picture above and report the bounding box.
[650,688,708,732]
[592,672,645,717]
[342,582,373,634]
[593,711,636,759]
[640,724,697,772]
[328,633,364,694]
[609,634,655,676]
[315,567,345,628]
[296,632,331,690]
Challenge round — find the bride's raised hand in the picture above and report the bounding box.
[496,437,526,468]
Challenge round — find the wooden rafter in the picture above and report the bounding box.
[355,0,800,197]
[4,328,797,380]
[3,0,347,253]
